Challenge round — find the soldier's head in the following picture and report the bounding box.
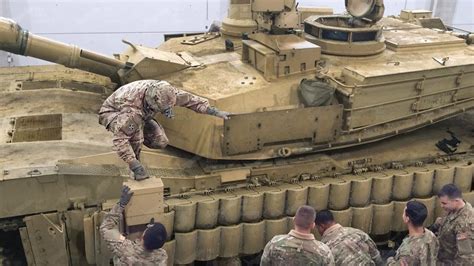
[438,183,464,212]
[145,81,177,118]
[403,200,428,227]
[141,222,167,251]
[293,205,316,233]
[314,210,336,235]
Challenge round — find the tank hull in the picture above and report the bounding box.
[1,65,473,265]
[1,3,474,264]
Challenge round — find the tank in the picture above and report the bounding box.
[0,0,473,265]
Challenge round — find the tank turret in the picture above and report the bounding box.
[1,0,473,161]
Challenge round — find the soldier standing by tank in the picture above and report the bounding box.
[99,79,230,180]
[314,210,383,266]
[260,205,335,266]
[100,185,168,265]
[430,183,473,265]
[386,200,439,265]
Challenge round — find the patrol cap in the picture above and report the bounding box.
[294,205,316,229]
[145,80,177,112]
[143,222,167,250]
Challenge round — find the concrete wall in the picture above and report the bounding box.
[0,0,472,67]
[432,0,474,32]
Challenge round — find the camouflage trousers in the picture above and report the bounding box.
[107,117,169,160]
[143,119,169,149]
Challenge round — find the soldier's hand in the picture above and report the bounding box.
[119,185,134,207]
[207,106,231,120]
[215,110,231,120]
[129,159,149,181]
[429,217,443,234]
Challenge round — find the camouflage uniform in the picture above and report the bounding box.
[99,79,210,164]
[100,204,167,265]
[260,229,335,266]
[321,223,383,266]
[436,202,473,265]
[387,229,439,266]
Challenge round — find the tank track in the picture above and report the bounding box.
[158,160,473,264]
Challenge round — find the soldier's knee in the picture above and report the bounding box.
[144,123,168,149]
[144,119,161,134]
[144,137,169,149]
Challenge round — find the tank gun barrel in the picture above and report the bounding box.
[0,17,126,80]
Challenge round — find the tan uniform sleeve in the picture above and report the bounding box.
[325,253,336,266]
[454,221,473,263]
[386,241,417,266]
[175,89,210,114]
[260,241,273,266]
[153,249,168,266]
[99,204,133,256]
[386,256,410,266]
[430,216,444,234]
[366,236,383,266]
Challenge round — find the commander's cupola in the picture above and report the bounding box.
[304,0,386,56]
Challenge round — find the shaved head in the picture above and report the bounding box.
[294,205,316,230]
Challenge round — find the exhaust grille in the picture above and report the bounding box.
[11,114,62,142]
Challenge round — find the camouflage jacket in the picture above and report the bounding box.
[98,80,210,163]
[387,229,439,266]
[321,224,383,266]
[436,202,473,265]
[260,230,335,266]
[100,204,168,266]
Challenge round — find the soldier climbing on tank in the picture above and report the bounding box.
[315,210,383,266]
[431,183,473,265]
[386,200,439,265]
[99,80,230,180]
[260,205,335,265]
[100,185,168,265]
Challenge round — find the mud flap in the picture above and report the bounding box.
[21,213,70,265]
